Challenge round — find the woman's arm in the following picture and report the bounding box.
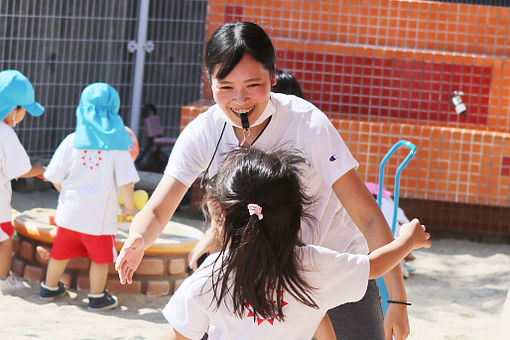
[115,175,188,284]
[332,168,411,340]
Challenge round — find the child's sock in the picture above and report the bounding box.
[41,282,59,291]
[88,292,105,298]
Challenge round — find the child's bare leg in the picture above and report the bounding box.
[89,262,108,294]
[0,238,13,279]
[314,314,336,340]
[45,258,70,287]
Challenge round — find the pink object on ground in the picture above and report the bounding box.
[365,182,392,200]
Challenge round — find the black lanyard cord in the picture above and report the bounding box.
[200,122,227,188]
[198,116,271,188]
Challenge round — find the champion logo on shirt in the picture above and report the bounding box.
[329,154,337,162]
[81,150,103,170]
[244,289,288,326]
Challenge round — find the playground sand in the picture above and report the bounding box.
[3,189,509,339]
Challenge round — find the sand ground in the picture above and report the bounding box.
[2,189,509,339]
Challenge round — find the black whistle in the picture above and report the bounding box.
[240,112,250,130]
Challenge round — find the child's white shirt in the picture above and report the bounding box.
[0,122,31,223]
[44,133,139,235]
[165,93,368,255]
[163,245,369,340]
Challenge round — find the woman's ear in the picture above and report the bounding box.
[271,66,277,87]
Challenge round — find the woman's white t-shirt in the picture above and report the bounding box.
[163,245,369,340]
[0,122,31,223]
[165,93,368,254]
[44,133,139,235]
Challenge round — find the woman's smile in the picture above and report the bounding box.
[230,106,255,117]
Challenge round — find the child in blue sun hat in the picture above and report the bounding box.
[41,82,139,310]
[0,70,46,292]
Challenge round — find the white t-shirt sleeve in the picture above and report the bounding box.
[164,112,217,187]
[306,111,359,187]
[44,135,74,184]
[1,124,31,179]
[114,151,140,187]
[162,275,210,339]
[301,245,369,310]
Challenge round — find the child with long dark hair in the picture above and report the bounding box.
[162,148,430,340]
[118,21,417,339]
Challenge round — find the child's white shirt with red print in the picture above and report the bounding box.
[44,133,139,235]
[0,121,31,223]
[163,245,369,340]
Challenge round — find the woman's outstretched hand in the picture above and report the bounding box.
[115,232,145,284]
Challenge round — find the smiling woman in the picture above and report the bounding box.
[116,21,411,340]
[205,22,276,146]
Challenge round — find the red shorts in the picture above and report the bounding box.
[0,221,14,242]
[50,227,117,264]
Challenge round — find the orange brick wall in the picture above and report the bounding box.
[206,1,510,133]
[179,0,510,236]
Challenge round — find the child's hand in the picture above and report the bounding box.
[34,165,46,177]
[398,218,431,250]
[121,207,135,222]
[19,165,46,178]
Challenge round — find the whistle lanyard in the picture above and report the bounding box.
[199,116,272,188]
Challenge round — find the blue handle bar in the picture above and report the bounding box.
[377,140,417,235]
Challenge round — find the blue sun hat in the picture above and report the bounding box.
[74,82,133,150]
[0,70,44,121]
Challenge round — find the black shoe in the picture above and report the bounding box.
[88,290,118,310]
[39,281,67,301]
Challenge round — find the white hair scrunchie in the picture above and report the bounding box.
[247,203,263,220]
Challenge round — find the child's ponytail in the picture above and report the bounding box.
[203,147,319,321]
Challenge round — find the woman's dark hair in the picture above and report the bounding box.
[202,147,318,321]
[204,21,276,80]
[271,69,304,98]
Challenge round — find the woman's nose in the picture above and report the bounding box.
[232,88,247,103]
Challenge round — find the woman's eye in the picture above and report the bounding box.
[219,86,233,90]
[248,83,260,87]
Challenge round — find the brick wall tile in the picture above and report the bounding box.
[168,258,186,275]
[77,275,90,291]
[68,257,90,270]
[19,241,34,262]
[146,280,170,297]
[35,245,51,265]
[135,258,164,276]
[60,273,72,288]
[23,265,44,282]
[106,279,141,294]
[12,234,20,254]
[12,258,25,277]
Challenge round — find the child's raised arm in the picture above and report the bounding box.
[368,218,430,279]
